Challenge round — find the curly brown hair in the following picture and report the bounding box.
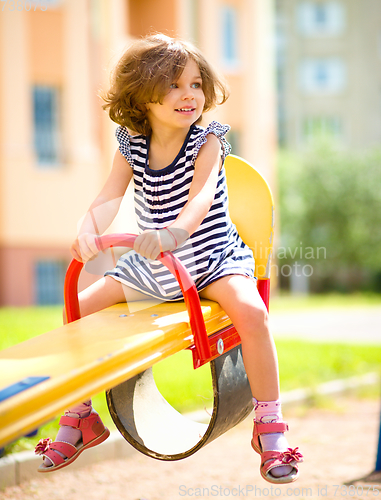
[101,34,229,136]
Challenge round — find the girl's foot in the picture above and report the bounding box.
[41,402,92,467]
[251,398,303,483]
[258,427,294,477]
[41,408,89,467]
[35,410,110,472]
[251,420,303,483]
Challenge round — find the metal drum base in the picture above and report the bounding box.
[106,345,253,461]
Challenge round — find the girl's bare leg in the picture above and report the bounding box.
[200,275,293,478]
[64,276,149,322]
[200,275,279,400]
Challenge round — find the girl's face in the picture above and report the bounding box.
[146,58,205,134]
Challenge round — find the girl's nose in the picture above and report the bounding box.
[182,89,195,100]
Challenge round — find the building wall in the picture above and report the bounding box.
[0,2,104,305]
[0,0,277,306]
[276,0,381,149]
[128,0,178,37]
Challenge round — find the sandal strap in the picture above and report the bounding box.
[49,441,77,457]
[262,448,303,465]
[41,450,59,468]
[59,412,96,430]
[255,421,289,434]
[261,453,292,476]
[42,441,77,468]
[260,450,301,482]
[261,450,285,463]
[252,420,290,455]
[59,415,81,428]
[59,412,106,446]
[261,448,304,477]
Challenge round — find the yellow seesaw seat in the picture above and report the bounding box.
[0,155,274,449]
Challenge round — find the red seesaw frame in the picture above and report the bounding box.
[63,233,270,369]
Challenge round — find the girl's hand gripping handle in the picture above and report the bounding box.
[64,233,211,363]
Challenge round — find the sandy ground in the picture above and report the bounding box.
[2,396,380,500]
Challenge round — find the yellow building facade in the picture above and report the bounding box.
[276,0,381,149]
[0,0,276,306]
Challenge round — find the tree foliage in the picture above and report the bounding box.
[277,142,381,289]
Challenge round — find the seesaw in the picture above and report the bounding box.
[0,155,274,460]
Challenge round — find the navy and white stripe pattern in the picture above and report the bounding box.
[105,121,255,300]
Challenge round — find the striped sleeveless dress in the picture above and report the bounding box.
[105,120,255,301]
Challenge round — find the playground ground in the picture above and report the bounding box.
[1,394,380,500]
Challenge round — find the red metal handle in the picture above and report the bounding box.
[257,279,270,312]
[64,233,211,363]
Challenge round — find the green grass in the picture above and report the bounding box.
[1,295,381,456]
[153,350,213,412]
[276,339,381,391]
[152,340,381,406]
[0,306,63,350]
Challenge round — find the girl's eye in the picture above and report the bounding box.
[192,82,201,89]
[169,83,178,89]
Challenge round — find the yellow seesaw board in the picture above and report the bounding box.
[0,299,231,448]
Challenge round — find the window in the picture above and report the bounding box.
[32,85,61,167]
[221,5,239,68]
[302,116,343,142]
[299,58,346,93]
[35,260,66,305]
[297,1,345,36]
[315,4,327,25]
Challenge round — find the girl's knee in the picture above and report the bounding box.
[235,301,270,341]
[248,302,269,328]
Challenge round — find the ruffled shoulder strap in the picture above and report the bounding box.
[191,121,232,166]
[115,126,136,168]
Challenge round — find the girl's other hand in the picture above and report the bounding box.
[71,233,100,263]
[134,230,175,260]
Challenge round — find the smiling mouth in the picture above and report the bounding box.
[175,107,196,113]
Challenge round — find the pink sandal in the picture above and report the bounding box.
[251,420,303,484]
[35,411,110,472]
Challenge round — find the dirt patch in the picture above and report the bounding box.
[2,397,380,500]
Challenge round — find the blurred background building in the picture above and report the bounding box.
[0,0,276,305]
[276,0,381,149]
[275,0,381,294]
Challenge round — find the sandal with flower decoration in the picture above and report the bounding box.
[35,411,110,473]
[251,420,303,484]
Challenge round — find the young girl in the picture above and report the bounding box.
[35,34,302,483]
